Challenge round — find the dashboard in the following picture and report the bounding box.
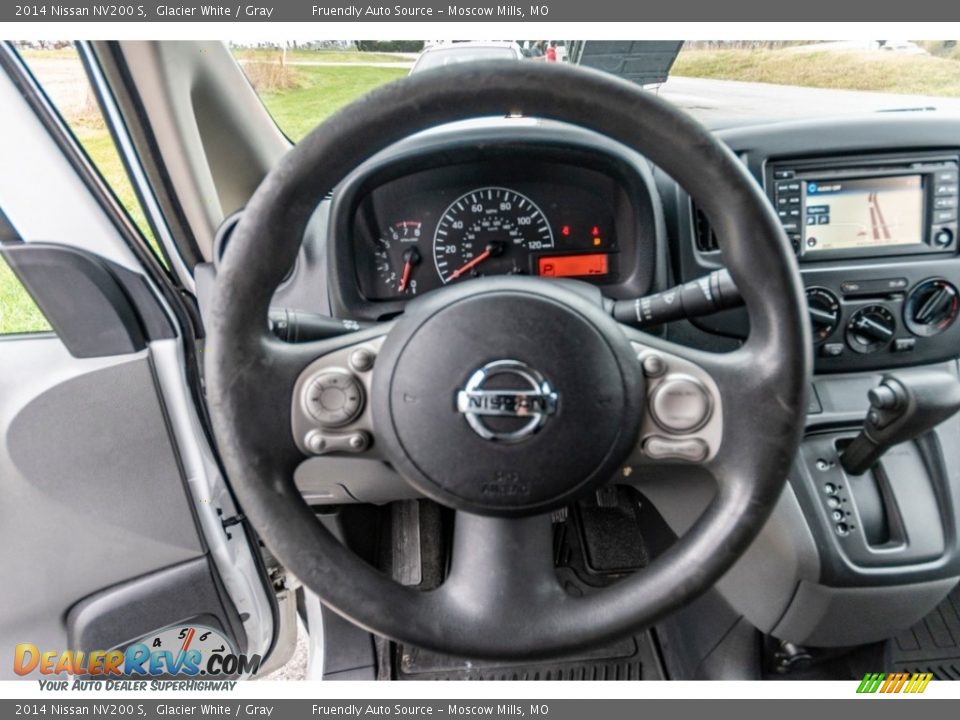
[251,112,960,651]
[264,115,960,376]
[250,114,960,379]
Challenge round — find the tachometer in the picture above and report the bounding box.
[374,221,424,295]
[433,187,553,284]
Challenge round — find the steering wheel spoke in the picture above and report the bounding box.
[439,512,563,619]
[621,324,807,503]
[616,327,736,469]
[282,326,391,459]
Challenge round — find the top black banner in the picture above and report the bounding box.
[4,0,960,22]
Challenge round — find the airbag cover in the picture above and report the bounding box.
[371,278,644,515]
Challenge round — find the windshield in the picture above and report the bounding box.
[412,46,519,72]
[230,40,960,140]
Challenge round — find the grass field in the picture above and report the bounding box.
[235,47,410,65]
[257,65,408,141]
[0,51,405,334]
[672,47,960,97]
[0,260,50,334]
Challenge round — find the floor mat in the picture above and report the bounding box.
[394,631,664,681]
[393,488,664,680]
[887,582,960,679]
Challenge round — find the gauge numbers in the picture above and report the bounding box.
[433,187,554,284]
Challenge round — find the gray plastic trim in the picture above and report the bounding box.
[111,41,289,261]
[634,470,820,635]
[150,339,275,661]
[67,557,242,655]
[772,577,960,647]
[0,344,202,673]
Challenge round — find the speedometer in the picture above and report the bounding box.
[433,187,554,284]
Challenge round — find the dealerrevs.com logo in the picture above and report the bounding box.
[14,624,261,684]
[857,672,934,694]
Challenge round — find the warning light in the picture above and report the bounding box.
[561,225,571,237]
[591,226,601,236]
[592,237,602,247]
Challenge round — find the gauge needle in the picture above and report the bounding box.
[398,247,421,293]
[398,264,413,292]
[448,243,503,281]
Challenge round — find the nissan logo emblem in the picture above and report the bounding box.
[455,360,558,442]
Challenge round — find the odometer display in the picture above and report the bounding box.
[538,253,609,278]
[433,187,554,284]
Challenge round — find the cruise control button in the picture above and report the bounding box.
[643,436,708,462]
[640,353,667,378]
[305,370,364,427]
[650,376,712,433]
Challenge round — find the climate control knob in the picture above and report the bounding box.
[805,287,840,342]
[904,279,959,337]
[846,306,896,354]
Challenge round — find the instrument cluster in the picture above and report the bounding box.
[351,159,640,302]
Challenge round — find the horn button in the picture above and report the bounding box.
[371,281,645,516]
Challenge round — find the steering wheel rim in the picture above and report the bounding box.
[206,61,811,659]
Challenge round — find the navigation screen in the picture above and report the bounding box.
[803,175,924,252]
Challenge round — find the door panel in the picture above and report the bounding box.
[0,43,274,678]
[0,340,204,655]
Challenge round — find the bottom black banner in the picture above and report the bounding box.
[3,699,958,720]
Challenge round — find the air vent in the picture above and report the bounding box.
[691,203,719,253]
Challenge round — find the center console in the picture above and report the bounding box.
[765,151,960,374]
[660,125,960,649]
[762,150,960,645]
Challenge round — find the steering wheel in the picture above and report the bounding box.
[207,61,811,660]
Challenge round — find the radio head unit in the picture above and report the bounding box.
[767,153,959,261]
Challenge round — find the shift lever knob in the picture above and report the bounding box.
[840,370,960,476]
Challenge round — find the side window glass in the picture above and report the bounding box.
[2,42,169,336]
[0,255,51,335]
[16,42,164,263]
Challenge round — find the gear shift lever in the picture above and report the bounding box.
[840,370,960,476]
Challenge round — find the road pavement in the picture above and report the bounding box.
[658,76,960,126]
